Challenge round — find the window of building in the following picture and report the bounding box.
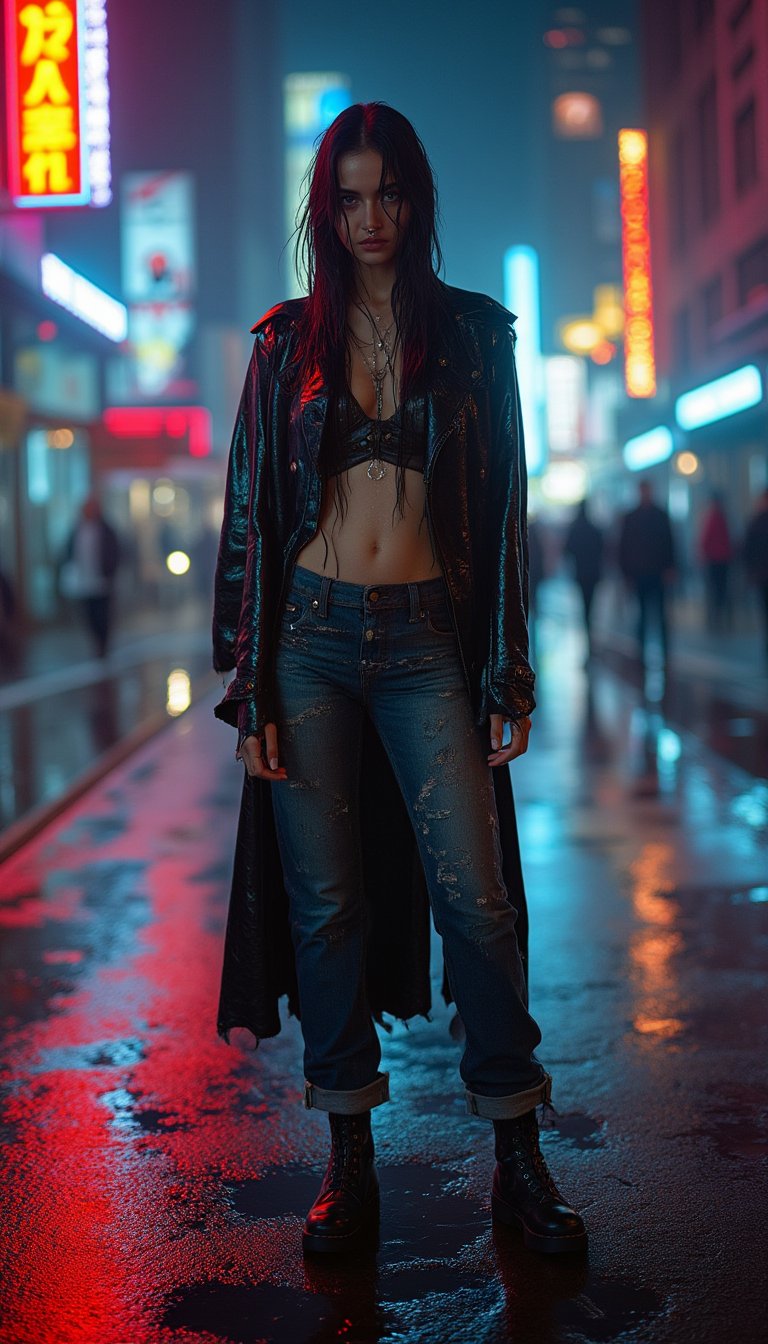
[695,0,714,32]
[737,235,768,307]
[698,79,720,224]
[734,99,758,195]
[701,275,723,343]
[729,0,753,32]
[673,306,691,371]
[670,127,687,256]
[731,43,755,79]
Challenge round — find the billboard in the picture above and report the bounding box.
[121,171,196,399]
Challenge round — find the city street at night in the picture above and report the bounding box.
[3,0,768,1340]
[1,614,766,1344]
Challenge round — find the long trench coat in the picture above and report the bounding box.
[212,282,536,1041]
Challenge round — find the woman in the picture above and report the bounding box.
[212,103,586,1257]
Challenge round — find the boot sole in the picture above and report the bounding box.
[491,1193,588,1255]
[302,1194,380,1257]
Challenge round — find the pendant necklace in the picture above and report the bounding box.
[348,302,397,481]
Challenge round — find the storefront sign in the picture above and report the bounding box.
[4,0,88,206]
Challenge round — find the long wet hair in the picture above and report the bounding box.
[293,103,445,558]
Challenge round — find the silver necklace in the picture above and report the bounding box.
[348,305,398,481]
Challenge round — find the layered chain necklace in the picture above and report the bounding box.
[348,302,397,481]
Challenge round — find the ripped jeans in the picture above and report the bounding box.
[270,565,549,1119]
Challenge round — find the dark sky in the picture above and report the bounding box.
[276,0,549,302]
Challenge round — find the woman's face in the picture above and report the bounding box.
[334,148,410,268]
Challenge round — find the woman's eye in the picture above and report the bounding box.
[340,195,358,208]
[383,189,401,202]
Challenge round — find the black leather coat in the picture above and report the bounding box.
[212,282,535,1041]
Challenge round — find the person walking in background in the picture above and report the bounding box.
[618,480,675,667]
[0,566,21,675]
[743,486,768,663]
[563,498,604,662]
[62,495,121,658]
[698,491,733,632]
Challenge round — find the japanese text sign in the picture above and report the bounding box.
[5,0,88,206]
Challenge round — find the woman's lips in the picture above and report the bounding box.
[359,239,387,249]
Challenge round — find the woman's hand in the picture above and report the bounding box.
[237,722,288,781]
[487,713,531,767]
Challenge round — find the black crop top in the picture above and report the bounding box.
[326,393,427,476]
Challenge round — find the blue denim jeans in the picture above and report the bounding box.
[270,565,549,1119]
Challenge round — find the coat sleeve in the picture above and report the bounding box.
[212,331,279,737]
[484,321,536,723]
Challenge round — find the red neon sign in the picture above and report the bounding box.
[5,0,87,207]
[619,129,656,399]
[103,407,212,458]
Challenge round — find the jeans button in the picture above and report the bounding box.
[369,590,379,602]
[365,629,374,642]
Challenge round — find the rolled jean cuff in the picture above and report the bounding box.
[303,1071,390,1114]
[465,1072,551,1120]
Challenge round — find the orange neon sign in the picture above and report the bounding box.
[4,0,88,206]
[619,129,656,399]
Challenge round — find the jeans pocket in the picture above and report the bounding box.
[425,606,455,636]
[282,597,312,632]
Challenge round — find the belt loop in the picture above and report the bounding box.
[303,1081,314,1109]
[318,575,332,619]
[407,582,421,623]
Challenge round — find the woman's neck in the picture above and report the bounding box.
[352,265,396,315]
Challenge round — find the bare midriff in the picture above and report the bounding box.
[295,460,440,584]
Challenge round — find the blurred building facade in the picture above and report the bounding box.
[0,0,283,631]
[634,0,768,548]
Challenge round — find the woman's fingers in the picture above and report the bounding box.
[487,716,531,766]
[264,722,280,771]
[238,724,287,781]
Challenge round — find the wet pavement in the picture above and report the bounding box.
[0,605,218,835]
[0,612,767,1344]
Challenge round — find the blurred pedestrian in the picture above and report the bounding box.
[212,102,585,1258]
[743,486,768,661]
[618,480,675,666]
[698,491,733,632]
[0,566,21,675]
[61,495,121,658]
[563,499,604,661]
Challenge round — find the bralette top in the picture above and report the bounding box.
[325,393,427,477]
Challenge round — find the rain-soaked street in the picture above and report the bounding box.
[1,605,766,1344]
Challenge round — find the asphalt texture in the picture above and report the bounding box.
[0,613,766,1344]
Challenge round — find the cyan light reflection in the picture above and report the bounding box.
[675,365,762,431]
[623,425,674,472]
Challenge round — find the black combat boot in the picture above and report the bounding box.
[302,1111,379,1255]
[492,1109,587,1254]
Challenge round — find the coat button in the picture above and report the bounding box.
[289,460,297,472]
[480,468,486,479]
[471,369,480,379]
[438,357,448,367]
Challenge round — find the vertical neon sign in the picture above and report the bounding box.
[504,245,545,476]
[5,0,88,206]
[619,129,656,398]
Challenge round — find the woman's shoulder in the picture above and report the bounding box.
[249,297,308,337]
[438,282,517,331]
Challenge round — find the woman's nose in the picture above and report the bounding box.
[363,199,383,231]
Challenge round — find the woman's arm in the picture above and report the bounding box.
[212,329,280,742]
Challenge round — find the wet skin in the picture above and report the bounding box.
[239,148,531,780]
